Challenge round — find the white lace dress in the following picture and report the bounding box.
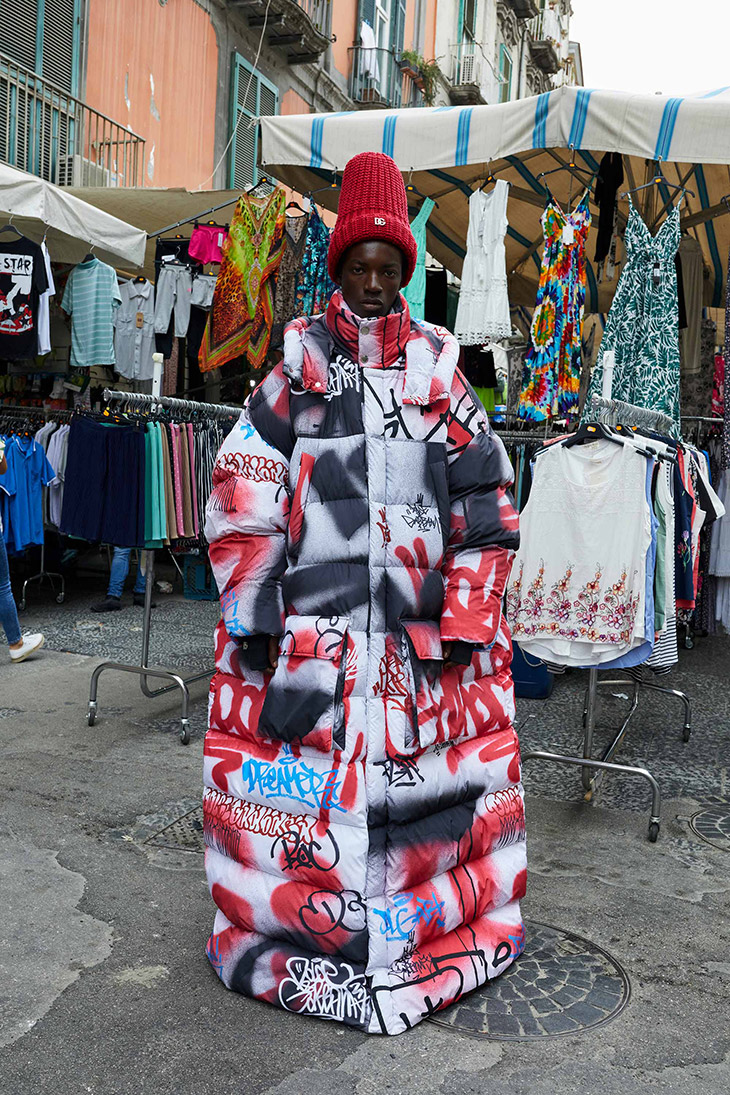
[454,179,511,344]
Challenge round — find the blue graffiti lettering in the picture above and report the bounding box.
[241,747,346,813]
[373,891,446,942]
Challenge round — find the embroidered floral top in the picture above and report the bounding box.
[506,439,652,667]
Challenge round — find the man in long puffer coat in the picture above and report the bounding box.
[203,151,526,1035]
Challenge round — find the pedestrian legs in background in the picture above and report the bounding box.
[0,533,44,661]
[92,547,156,612]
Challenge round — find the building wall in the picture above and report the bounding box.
[84,0,219,188]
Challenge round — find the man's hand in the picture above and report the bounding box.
[266,636,279,675]
[442,641,455,669]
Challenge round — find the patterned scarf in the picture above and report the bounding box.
[325,289,411,368]
[199,188,286,373]
[284,289,460,406]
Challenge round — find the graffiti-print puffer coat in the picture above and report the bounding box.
[203,290,526,1035]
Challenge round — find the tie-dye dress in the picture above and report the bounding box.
[518,192,591,421]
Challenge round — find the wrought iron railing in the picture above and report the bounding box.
[529,7,563,47]
[0,52,145,187]
[296,0,331,36]
[349,46,409,109]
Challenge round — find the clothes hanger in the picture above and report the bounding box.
[83,243,96,262]
[538,147,597,194]
[0,215,22,238]
[285,199,307,215]
[133,274,147,284]
[620,160,695,201]
[405,170,440,208]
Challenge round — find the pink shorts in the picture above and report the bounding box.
[189,224,225,265]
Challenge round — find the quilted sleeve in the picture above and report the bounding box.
[440,368,520,647]
[205,366,294,639]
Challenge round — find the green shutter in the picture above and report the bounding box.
[391,0,406,54]
[358,0,376,31]
[0,1,78,92]
[0,0,38,70]
[229,53,279,191]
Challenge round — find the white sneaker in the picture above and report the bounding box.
[9,633,45,663]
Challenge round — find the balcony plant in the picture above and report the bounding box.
[399,50,442,107]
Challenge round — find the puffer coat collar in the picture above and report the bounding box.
[283,289,459,406]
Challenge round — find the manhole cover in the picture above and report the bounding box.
[689,805,730,852]
[143,806,204,853]
[428,922,630,1040]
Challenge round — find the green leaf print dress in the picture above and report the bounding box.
[585,197,682,431]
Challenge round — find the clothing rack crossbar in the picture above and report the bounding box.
[102,388,242,419]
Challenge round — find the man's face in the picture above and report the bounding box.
[337,241,404,318]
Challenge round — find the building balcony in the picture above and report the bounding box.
[228,0,331,64]
[448,42,487,106]
[0,52,145,187]
[348,47,423,110]
[506,0,539,18]
[528,10,562,75]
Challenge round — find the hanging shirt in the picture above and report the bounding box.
[0,434,56,552]
[114,279,156,380]
[402,198,435,322]
[62,256,121,368]
[0,236,49,359]
[37,242,56,356]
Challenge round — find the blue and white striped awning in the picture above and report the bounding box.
[261,86,730,311]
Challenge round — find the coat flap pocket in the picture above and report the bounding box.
[402,619,443,661]
[280,615,350,660]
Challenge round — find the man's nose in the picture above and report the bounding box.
[365,271,382,294]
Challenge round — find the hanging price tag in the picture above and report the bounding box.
[136,311,144,329]
[562,223,575,246]
[218,232,225,248]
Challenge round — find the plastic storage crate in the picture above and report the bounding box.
[182,554,218,601]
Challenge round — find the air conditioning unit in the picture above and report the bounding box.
[57,155,113,187]
[460,51,480,84]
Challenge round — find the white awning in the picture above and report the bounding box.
[0,162,147,267]
[261,86,730,312]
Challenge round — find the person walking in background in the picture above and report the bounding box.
[0,440,44,663]
[92,546,154,612]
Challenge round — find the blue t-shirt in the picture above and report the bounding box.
[0,435,56,552]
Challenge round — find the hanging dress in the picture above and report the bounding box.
[294,206,336,317]
[454,179,512,344]
[518,192,591,421]
[402,197,434,321]
[199,188,286,372]
[585,199,682,429]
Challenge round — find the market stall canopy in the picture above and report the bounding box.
[66,186,242,280]
[261,85,730,313]
[0,162,147,268]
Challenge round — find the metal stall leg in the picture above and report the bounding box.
[86,550,213,744]
[522,751,662,842]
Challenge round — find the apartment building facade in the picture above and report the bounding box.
[0,0,579,194]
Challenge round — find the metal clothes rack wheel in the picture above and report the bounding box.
[86,389,241,745]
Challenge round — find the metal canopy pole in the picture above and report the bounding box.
[86,390,241,744]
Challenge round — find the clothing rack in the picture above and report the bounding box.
[102,388,242,419]
[87,390,241,745]
[521,397,693,843]
[1,405,72,610]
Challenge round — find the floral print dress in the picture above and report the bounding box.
[518,192,591,421]
[585,199,682,431]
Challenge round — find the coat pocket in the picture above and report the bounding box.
[287,451,315,561]
[258,614,350,752]
[401,619,445,749]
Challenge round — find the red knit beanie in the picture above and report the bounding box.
[328,152,418,286]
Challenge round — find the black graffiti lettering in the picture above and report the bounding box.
[493,941,512,967]
[272,827,340,873]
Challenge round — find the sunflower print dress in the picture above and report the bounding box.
[585,198,682,431]
[518,192,591,421]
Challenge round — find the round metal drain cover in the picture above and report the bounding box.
[689,805,730,852]
[143,806,204,853]
[428,922,630,1040]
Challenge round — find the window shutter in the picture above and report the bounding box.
[358,0,376,32]
[390,0,407,55]
[0,0,38,71]
[42,0,77,92]
[229,53,278,190]
[463,0,478,39]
